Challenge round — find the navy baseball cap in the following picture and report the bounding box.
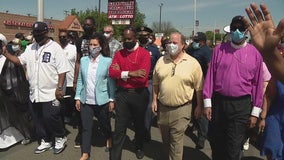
[32,22,48,35]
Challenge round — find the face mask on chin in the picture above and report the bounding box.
[123,41,136,50]
[167,43,179,56]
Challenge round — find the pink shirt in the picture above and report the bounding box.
[203,42,264,116]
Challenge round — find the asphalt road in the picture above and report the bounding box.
[0,118,266,160]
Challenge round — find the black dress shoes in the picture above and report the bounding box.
[135,149,144,159]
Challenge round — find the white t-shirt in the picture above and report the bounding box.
[0,55,6,73]
[63,43,77,87]
[19,40,69,102]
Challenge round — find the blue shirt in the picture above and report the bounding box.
[186,45,212,76]
[145,44,161,79]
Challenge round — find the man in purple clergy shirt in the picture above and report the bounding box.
[203,15,264,160]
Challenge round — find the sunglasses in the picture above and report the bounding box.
[231,26,246,32]
[171,64,176,77]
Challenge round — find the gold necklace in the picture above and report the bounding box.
[127,48,139,64]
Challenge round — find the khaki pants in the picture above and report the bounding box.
[157,102,192,160]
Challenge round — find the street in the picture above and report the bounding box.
[0,118,266,160]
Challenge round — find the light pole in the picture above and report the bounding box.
[159,3,163,33]
[98,0,101,30]
[193,0,196,36]
[37,0,44,22]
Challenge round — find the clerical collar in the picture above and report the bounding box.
[230,41,247,49]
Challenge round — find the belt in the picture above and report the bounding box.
[117,87,147,93]
[158,100,191,108]
[213,92,251,100]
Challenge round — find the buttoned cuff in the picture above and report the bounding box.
[251,106,262,117]
[204,98,212,108]
[121,71,129,81]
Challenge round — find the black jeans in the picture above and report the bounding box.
[208,93,252,160]
[110,88,149,160]
[30,101,65,142]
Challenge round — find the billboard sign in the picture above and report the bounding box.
[108,0,135,19]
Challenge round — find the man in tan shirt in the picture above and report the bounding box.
[151,32,203,160]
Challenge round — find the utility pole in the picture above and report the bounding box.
[98,0,101,30]
[159,3,163,33]
[193,0,196,36]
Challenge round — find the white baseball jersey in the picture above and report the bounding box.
[19,40,69,102]
[62,43,77,87]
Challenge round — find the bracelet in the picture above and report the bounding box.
[57,86,63,91]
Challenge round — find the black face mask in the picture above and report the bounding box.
[123,41,136,50]
[34,35,47,44]
[139,37,148,45]
[83,26,94,35]
[59,38,68,45]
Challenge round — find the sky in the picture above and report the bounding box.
[0,0,283,37]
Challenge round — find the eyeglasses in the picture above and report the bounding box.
[231,26,246,32]
[171,64,176,77]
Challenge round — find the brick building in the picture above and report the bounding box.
[0,12,62,42]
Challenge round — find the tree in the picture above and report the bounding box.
[151,21,178,35]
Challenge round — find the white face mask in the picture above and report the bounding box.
[167,43,179,56]
[104,33,110,39]
[12,45,20,52]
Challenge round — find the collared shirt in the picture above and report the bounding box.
[109,37,123,58]
[85,55,100,105]
[203,42,264,117]
[153,52,203,107]
[63,43,77,87]
[109,44,151,89]
[19,40,69,102]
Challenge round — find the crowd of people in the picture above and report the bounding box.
[1,2,284,160]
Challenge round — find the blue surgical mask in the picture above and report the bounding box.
[192,42,200,49]
[231,29,245,43]
[12,45,20,52]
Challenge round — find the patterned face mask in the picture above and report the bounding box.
[89,46,101,58]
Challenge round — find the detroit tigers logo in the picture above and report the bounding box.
[42,52,51,63]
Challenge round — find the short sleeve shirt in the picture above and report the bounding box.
[19,40,69,102]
